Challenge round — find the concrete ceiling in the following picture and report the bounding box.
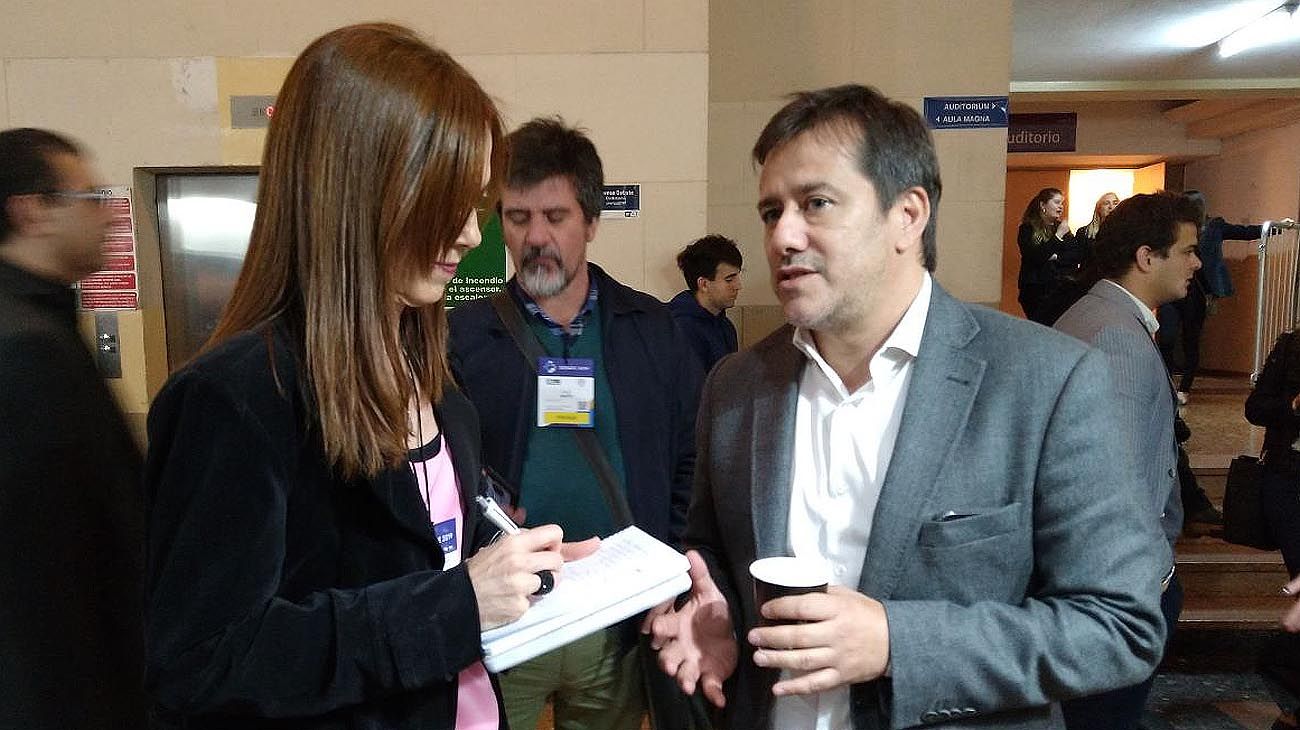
[1012,0,1300,95]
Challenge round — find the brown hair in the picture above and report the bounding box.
[752,85,942,271]
[206,23,504,478]
[0,128,82,242]
[676,234,741,291]
[1091,190,1201,281]
[504,117,604,222]
[1019,187,1063,245]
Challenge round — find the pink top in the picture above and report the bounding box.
[410,434,498,730]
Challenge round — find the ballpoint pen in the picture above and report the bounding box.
[475,494,555,596]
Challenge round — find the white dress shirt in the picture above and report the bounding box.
[773,274,932,730]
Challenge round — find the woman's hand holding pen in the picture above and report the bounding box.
[466,526,600,629]
[467,525,563,629]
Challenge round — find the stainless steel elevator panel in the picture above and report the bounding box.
[156,173,259,370]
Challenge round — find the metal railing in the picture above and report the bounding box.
[1252,218,1300,380]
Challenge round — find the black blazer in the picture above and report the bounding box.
[0,261,147,730]
[1017,223,1080,292]
[1246,330,1300,454]
[143,320,499,729]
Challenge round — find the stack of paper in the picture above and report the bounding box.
[481,526,691,672]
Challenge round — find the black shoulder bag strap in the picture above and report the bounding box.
[489,292,634,528]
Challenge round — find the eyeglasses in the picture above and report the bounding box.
[45,190,114,206]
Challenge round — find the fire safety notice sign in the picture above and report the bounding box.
[78,187,139,311]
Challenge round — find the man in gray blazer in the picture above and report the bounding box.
[647,85,1169,729]
[1053,191,1203,729]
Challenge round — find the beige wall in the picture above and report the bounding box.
[2,1,709,419]
[708,0,1014,342]
[1186,121,1300,233]
[1185,120,1300,375]
[30,3,1238,402]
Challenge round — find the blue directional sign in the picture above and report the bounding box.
[923,96,1009,130]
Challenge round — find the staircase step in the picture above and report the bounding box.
[1152,375,1283,630]
[1177,539,1287,565]
[1178,595,1289,630]
[1175,536,1291,630]
[1190,467,1227,503]
[1178,562,1289,598]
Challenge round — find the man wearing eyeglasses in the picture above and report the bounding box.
[0,127,147,730]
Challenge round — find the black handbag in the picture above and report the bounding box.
[1223,453,1278,550]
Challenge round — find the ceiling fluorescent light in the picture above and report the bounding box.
[1219,2,1300,57]
[1165,0,1284,49]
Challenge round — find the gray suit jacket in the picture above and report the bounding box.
[1053,280,1183,546]
[684,283,1168,730]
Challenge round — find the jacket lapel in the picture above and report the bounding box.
[751,329,805,559]
[369,467,442,553]
[436,395,483,545]
[367,394,485,557]
[858,286,986,598]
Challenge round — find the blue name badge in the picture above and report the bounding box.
[536,357,595,428]
[433,518,458,555]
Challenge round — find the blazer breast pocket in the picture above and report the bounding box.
[917,502,1022,549]
[912,502,1030,603]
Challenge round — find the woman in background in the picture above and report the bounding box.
[1246,331,1300,730]
[1075,191,1120,251]
[1016,187,1074,324]
[143,23,589,730]
[1026,191,1123,321]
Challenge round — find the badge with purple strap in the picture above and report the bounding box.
[536,357,595,428]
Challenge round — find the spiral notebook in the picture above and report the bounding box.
[480,526,691,672]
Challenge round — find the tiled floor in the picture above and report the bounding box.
[1182,374,1264,470]
[1147,628,1280,729]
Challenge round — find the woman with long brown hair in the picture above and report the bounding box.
[142,23,588,729]
[1016,187,1074,324]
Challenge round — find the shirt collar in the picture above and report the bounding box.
[880,272,931,360]
[685,291,727,320]
[1102,279,1159,336]
[512,270,600,338]
[791,272,932,394]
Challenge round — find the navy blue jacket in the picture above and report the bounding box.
[448,264,701,546]
[1199,217,1262,298]
[667,290,737,375]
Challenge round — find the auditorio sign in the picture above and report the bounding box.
[1008,113,1077,153]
